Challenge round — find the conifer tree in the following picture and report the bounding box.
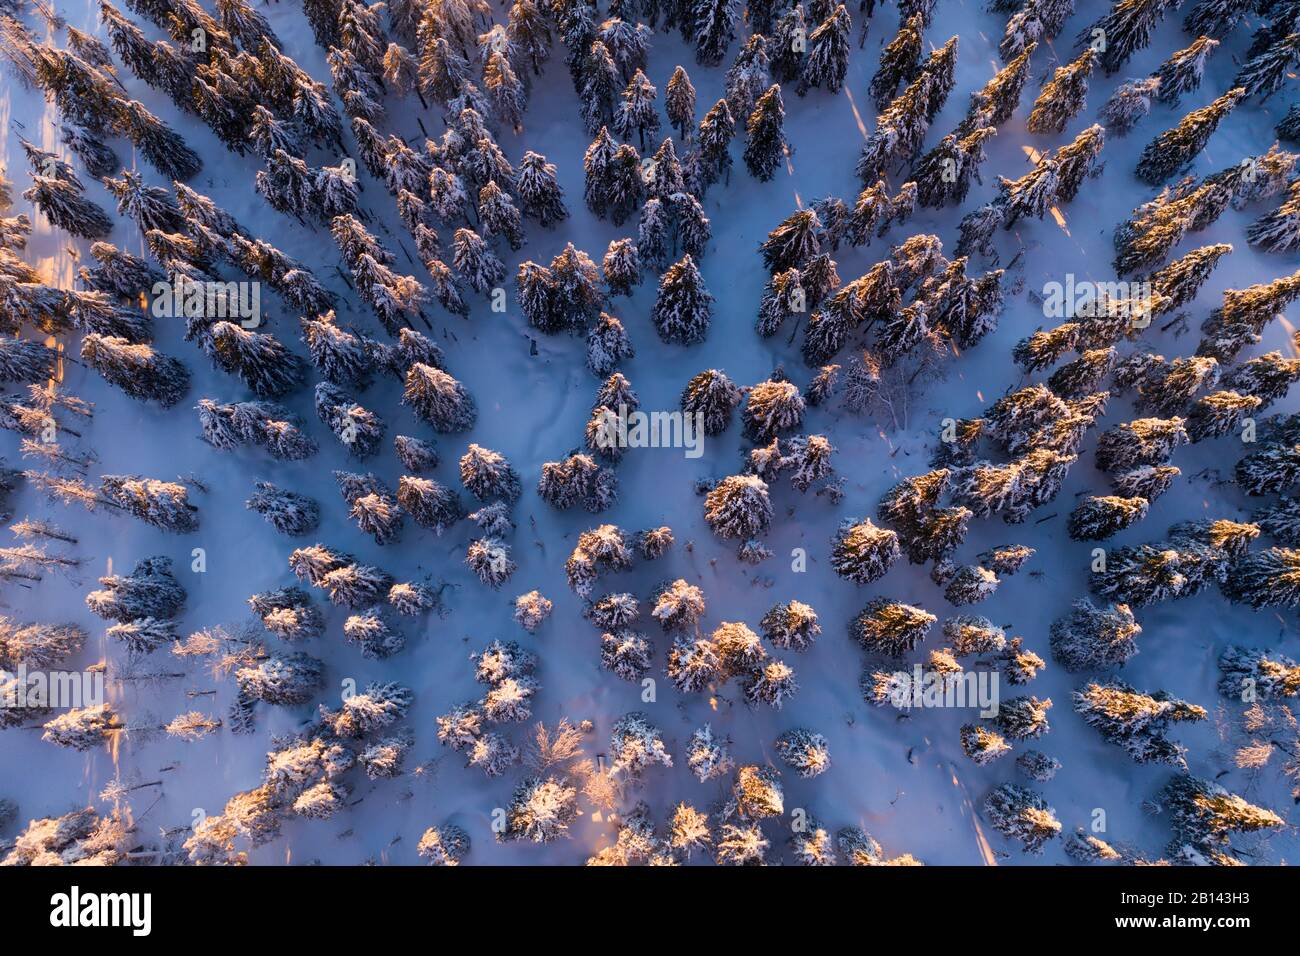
[681,368,741,433]
[665,65,696,138]
[798,4,851,95]
[1162,775,1283,863]
[1067,495,1150,541]
[1183,0,1252,38]
[22,176,113,239]
[871,12,924,110]
[1248,179,1300,254]
[247,482,320,536]
[1026,48,1095,134]
[80,334,189,407]
[515,151,568,227]
[403,363,476,432]
[984,783,1060,854]
[1136,88,1245,185]
[850,598,936,656]
[966,42,1036,131]
[694,0,740,67]
[101,474,199,532]
[1154,35,1218,105]
[652,255,713,344]
[743,84,788,182]
[1233,30,1300,99]
[1098,77,1159,135]
[830,517,901,583]
[1222,547,1300,607]
[1080,0,1182,75]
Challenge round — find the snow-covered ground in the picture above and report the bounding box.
[1,0,1297,864]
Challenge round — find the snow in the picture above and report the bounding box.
[1,0,1298,865]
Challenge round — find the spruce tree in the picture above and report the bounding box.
[870,12,924,109]
[1098,76,1159,135]
[1233,30,1300,99]
[665,65,696,138]
[1026,48,1096,134]
[403,363,477,431]
[798,4,851,95]
[1080,0,1182,76]
[80,334,190,407]
[1154,35,1218,105]
[652,255,713,344]
[1136,88,1245,185]
[743,84,788,183]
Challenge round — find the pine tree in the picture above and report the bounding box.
[1153,35,1217,107]
[798,4,851,95]
[1187,390,1261,441]
[1199,269,1300,362]
[0,338,57,385]
[652,254,714,344]
[204,322,303,399]
[913,128,997,208]
[315,381,385,458]
[538,453,618,512]
[613,69,659,149]
[760,208,822,273]
[704,474,772,540]
[1026,48,1096,134]
[80,334,189,407]
[1162,775,1283,863]
[1136,88,1245,185]
[101,474,199,532]
[965,42,1036,131]
[247,481,320,536]
[760,600,821,652]
[1095,417,1188,472]
[681,368,741,433]
[831,517,901,583]
[637,197,670,270]
[1233,30,1300,99]
[850,599,936,656]
[1222,547,1300,607]
[857,71,935,181]
[961,724,1011,766]
[944,564,1000,606]
[1217,645,1300,700]
[1068,495,1150,541]
[451,227,506,294]
[1248,179,1300,253]
[871,12,923,109]
[501,775,580,843]
[1098,76,1158,135]
[983,783,1061,854]
[587,312,635,377]
[743,84,787,182]
[403,363,476,431]
[744,379,806,440]
[697,98,736,190]
[1074,679,1206,766]
[515,151,567,227]
[694,0,740,66]
[1184,0,1252,38]
[655,64,694,142]
[22,176,113,239]
[249,586,324,642]
[1080,0,1182,76]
